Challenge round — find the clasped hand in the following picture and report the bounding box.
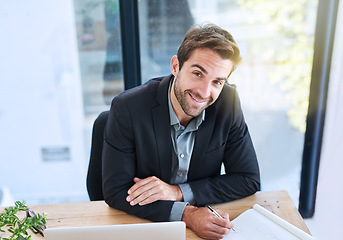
[126,176,183,206]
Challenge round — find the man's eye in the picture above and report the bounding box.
[193,72,201,77]
[214,81,223,85]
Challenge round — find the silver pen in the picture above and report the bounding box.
[207,205,236,232]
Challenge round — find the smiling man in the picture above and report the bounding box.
[102,24,260,240]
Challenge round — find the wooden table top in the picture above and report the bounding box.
[0,191,311,239]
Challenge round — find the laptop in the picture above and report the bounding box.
[44,221,186,240]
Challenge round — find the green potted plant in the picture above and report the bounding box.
[0,201,47,240]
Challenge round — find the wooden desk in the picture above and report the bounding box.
[0,191,311,239]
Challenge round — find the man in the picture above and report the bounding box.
[102,23,260,240]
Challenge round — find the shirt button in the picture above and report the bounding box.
[180,153,185,158]
[178,172,183,177]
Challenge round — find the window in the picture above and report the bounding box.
[138,0,319,205]
[73,0,124,117]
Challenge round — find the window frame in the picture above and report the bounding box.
[299,0,339,218]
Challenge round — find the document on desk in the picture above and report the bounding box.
[224,204,315,240]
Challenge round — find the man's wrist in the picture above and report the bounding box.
[173,185,184,201]
[181,205,197,226]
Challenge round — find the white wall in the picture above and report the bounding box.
[0,0,88,204]
[305,1,343,239]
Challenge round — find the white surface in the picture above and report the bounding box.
[44,222,186,240]
[0,186,14,207]
[225,204,314,240]
[0,0,87,205]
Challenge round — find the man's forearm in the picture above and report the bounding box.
[104,189,175,222]
[189,173,260,206]
[104,175,187,222]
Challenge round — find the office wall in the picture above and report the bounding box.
[0,0,88,204]
[305,1,343,238]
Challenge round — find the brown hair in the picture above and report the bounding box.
[177,23,242,74]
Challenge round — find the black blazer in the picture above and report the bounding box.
[102,74,260,222]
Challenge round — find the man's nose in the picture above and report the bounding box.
[198,81,211,99]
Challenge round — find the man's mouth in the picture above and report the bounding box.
[188,92,207,103]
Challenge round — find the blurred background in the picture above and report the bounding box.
[0,0,342,239]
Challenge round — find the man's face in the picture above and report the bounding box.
[170,48,233,123]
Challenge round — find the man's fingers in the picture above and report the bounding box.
[126,176,182,205]
[137,193,160,206]
[206,230,227,240]
[127,178,164,205]
[212,216,234,232]
[211,209,234,230]
[127,184,155,204]
[197,229,226,240]
[207,220,230,236]
[182,206,233,239]
[127,187,158,206]
[128,177,154,194]
[133,177,141,183]
[217,209,229,220]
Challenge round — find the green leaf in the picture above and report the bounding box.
[0,200,47,240]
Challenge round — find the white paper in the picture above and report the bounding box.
[223,204,315,240]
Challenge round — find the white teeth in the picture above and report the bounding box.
[189,93,203,103]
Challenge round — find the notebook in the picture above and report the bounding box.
[44,221,186,240]
[223,204,315,240]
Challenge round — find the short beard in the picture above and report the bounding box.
[173,74,213,117]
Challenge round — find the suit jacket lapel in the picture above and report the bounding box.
[152,75,173,183]
[188,105,216,180]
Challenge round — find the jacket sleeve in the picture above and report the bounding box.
[189,88,260,206]
[102,97,174,222]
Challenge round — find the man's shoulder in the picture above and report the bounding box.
[216,82,238,103]
[111,75,171,108]
[208,82,242,117]
[116,76,164,98]
[123,76,161,93]
[222,82,237,94]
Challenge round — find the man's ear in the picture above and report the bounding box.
[170,55,179,77]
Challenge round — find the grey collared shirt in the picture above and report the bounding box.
[167,79,205,221]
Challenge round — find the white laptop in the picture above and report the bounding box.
[44,221,186,240]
